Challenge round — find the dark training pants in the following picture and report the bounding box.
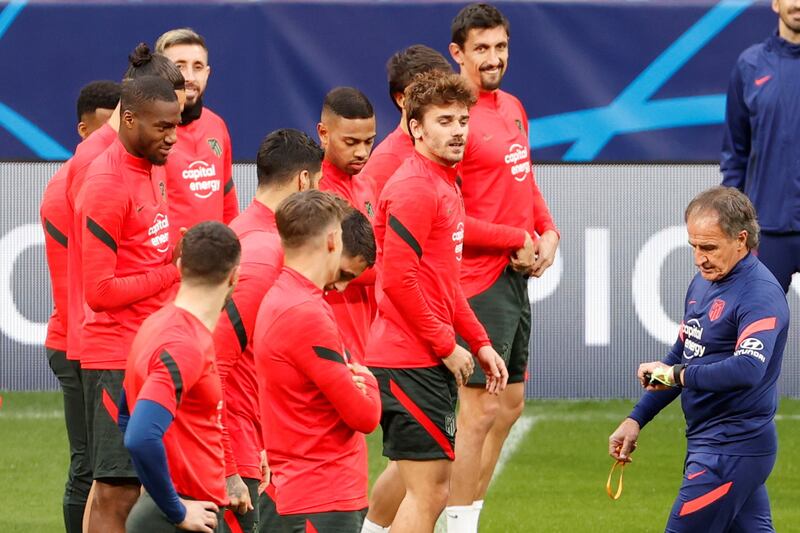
[665,452,776,533]
[47,348,92,533]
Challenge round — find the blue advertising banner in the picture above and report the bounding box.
[0,0,775,162]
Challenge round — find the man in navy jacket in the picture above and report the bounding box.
[609,187,789,533]
[721,0,800,292]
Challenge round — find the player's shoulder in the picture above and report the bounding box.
[736,38,770,69]
[200,106,230,132]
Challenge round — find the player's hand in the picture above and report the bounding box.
[637,361,674,391]
[608,418,640,463]
[177,498,219,532]
[258,450,270,494]
[225,474,253,515]
[348,363,373,395]
[171,227,189,265]
[511,232,536,272]
[443,345,475,387]
[475,345,508,394]
[528,230,559,278]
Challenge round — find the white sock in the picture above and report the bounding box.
[360,517,390,533]
[445,504,480,533]
[472,500,484,528]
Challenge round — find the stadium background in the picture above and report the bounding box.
[2,0,798,400]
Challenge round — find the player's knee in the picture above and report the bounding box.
[499,398,524,428]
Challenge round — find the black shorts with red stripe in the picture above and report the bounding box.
[279,508,367,533]
[82,369,137,480]
[370,365,458,461]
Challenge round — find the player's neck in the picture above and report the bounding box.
[778,22,800,44]
[284,253,330,291]
[255,186,297,212]
[399,112,409,135]
[107,103,121,132]
[174,284,229,332]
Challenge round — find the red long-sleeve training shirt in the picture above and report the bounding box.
[213,200,283,480]
[361,125,414,197]
[77,138,179,369]
[65,123,118,359]
[366,151,490,368]
[253,267,381,515]
[320,160,378,364]
[40,161,71,352]
[459,90,558,297]
[165,108,238,244]
[125,304,228,505]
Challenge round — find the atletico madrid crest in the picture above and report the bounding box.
[515,119,525,134]
[709,299,726,321]
[207,138,223,158]
[365,201,375,218]
[159,181,166,201]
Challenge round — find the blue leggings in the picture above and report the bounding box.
[755,232,800,293]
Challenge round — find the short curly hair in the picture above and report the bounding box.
[403,70,476,132]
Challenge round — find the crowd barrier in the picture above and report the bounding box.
[1,161,797,397]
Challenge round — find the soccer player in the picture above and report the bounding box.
[77,75,182,533]
[609,186,789,532]
[156,28,239,243]
[361,45,453,197]
[65,43,185,366]
[721,0,800,293]
[213,128,324,533]
[253,190,382,532]
[39,79,120,533]
[445,5,559,530]
[365,70,507,533]
[76,81,122,141]
[123,221,241,533]
[317,87,378,364]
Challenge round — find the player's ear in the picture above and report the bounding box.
[122,109,135,129]
[229,264,240,289]
[394,92,405,110]
[317,122,328,150]
[409,118,423,142]
[77,122,88,140]
[298,170,311,191]
[449,42,463,65]
[326,231,336,253]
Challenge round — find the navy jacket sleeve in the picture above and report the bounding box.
[684,281,789,392]
[124,399,185,524]
[627,333,684,429]
[720,56,751,190]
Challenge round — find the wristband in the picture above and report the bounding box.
[672,364,685,387]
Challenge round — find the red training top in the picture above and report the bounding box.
[253,267,381,515]
[320,159,378,364]
[366,151,490,368]
[361,125,414,197]
[125,303,227,505]
[165,107,238,243]
[77,138,179,369]
[40,161,71,352]
[213,200,283,480]
[65,123,118,359]
[459,90,557,297]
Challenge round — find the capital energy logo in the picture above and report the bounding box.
[182,160,220,199]
[148,213,170,253]
[504,143,530,182]
[452,222,464,261]
[682,318,706,359]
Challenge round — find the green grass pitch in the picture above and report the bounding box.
[2,393,799,532]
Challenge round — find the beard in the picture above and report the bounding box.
[181,96,204,126]
[479,62,505,91]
